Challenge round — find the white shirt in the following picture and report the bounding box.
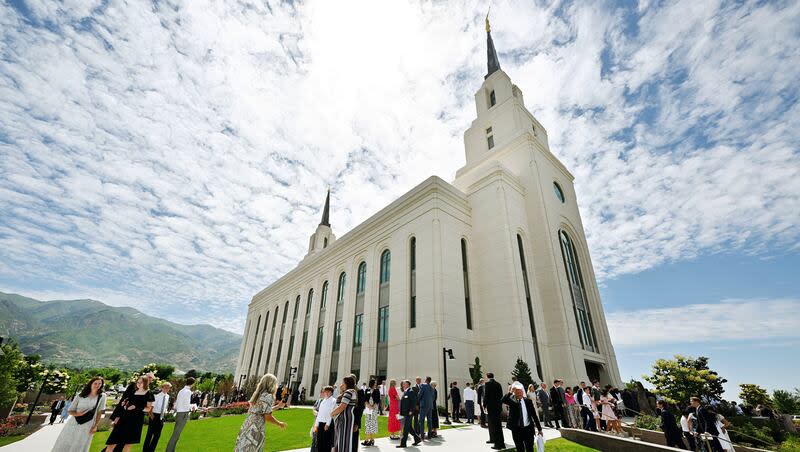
[680,415,689,432]
[581,391,594,408]
[379,384,386,396]
[463,387,476,402]
[175,386,192,413]
[519,397,530,427]
[315,396,336,426]
[153,392,170,415]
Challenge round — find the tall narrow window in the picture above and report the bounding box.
[247,315,261,374]
[333,320,342,351]
[517,234,543,380]
[265,305,279,369]
[553,182,566,203]
[489,89,496,107]
[380,250,391,284]
[323,237,328,248]
[255,311,270,374]
[306,289,314,316]
[559,230,598,352]
[460,239,473,330]
[274,300,289,374]
[357,262,367,294]
[315,326,324,354]
[409,237,416,328]
[320,281,328,310]
[337,272,346,304]
[377,306,389,343]
[486,126,495,150]
[353,314,363,346]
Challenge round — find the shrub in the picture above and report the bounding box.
[189,410,201,420]
[0,417,28,437]
[633,414,660,431]
[728,416,784,448]
[163,413,176,423]
[209,409,223,417]
[778,434,800,451]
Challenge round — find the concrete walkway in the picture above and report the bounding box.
[0,419,63,452]
[285,422,562,452]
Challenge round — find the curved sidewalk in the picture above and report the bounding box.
[0,419,63,452]
[284,422,562,452]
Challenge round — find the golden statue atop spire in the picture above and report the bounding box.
[485,7,491,33]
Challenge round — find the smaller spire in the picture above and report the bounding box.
[485,10,501,79]
[319,189,330,227]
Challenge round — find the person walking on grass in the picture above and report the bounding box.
[104,376,154,452]
[51,377,107,452]
[234,373,287,452]
[143,382,171,452]
[165,377,194,452]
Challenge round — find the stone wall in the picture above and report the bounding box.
[560,428,681,451]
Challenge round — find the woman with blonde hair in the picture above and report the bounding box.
[234,373,287,452]
[387,379,401,440]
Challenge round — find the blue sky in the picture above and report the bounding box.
[1,0,799,398]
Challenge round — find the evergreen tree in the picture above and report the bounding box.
[468,357,483,386]
[511,357,534,390]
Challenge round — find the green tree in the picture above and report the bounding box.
[739,384,771,407]
[772,389,800,414]
[14,355,42,393]
[0,340,24,411]
[468,357,483,386]
[185,369,199,379]
[153,364,175,381]
[643,355,726,405]
[511,357,534,390]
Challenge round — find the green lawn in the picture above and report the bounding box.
[0,435,27,447]
[88,409,592,451]
[501,438,599,452]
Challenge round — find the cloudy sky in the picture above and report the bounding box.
[1,0,799,395]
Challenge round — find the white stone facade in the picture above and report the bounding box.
[235,66,622,394]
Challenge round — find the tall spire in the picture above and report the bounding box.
[319,189,330,227]
[485,10,501,79]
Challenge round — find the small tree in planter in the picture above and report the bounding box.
[468,357,483,386]
[511,357,534,390]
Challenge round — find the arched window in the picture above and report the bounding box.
[357,262,367,294]
[323,237,328,248]
[461,239,473,330]
[320,281,328,311]
[559,230,598,352]
[553,182,565,203]
[380,250,391,284]
[409,237,416,328]
[337,272,346,304]
[293,296,300,319]
[306,288,314,316]
[247,315,261,374]
[517,234,542,379]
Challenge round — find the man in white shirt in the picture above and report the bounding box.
[143,382,171,452]
[314,386,336,452]
[166,377,194,452]
[379,380,386,415]
[463,383,477,424]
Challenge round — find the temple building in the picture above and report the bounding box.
[235,20,622,393]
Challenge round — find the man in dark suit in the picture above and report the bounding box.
[691,397,724,452]
[549,380,564,429]
[537,383,552,428]
[483,372,505,450]
[49,397,65,425]
[397,380,422,448]
[656,400,687,449]
[503,382,543,452]
[477,378,487,427]
[450,382,462,422]
[417,377,434,439]
[412,377,422,435]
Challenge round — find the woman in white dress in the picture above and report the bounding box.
[716,413,736,451]
[51,377,107,452]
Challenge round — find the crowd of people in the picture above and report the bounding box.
[43,367,739,452]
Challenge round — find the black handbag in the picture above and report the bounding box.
[75,395,102,425]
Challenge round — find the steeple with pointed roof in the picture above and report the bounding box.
[319,189,330,227]
[485,12,501,79]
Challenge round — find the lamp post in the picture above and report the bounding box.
[442,347,455,425]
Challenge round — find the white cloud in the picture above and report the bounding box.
[608,298,800,346]
[0,0,798,332]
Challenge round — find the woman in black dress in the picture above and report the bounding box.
[104,376,154,452]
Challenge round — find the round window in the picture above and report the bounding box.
[553,182,565,203]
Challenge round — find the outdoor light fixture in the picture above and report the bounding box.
[442,347,455,424]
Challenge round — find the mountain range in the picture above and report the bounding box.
[0,291,242,373]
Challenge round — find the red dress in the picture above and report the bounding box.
[388,385,401,433]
